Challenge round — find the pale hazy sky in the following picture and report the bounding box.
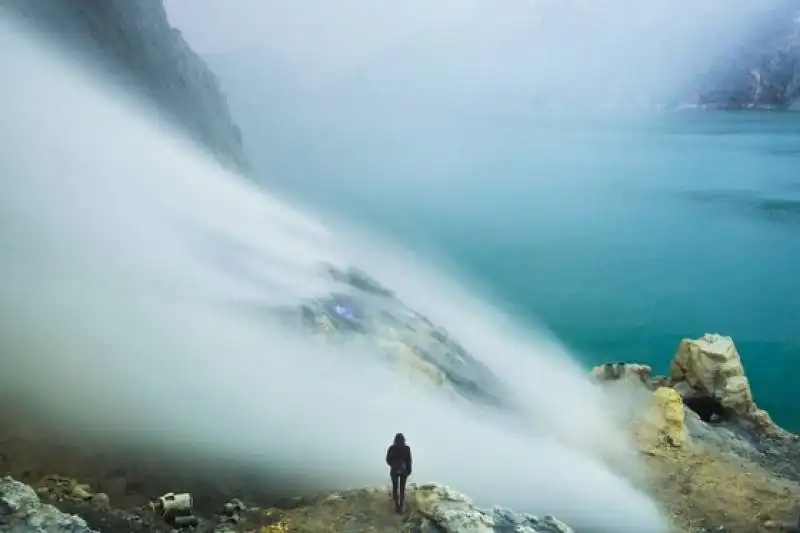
[163,1,782,104]
[164,0,548,92]
[164,0,536,54]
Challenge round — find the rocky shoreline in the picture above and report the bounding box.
[3,333,800,533]
[591,333,800,533]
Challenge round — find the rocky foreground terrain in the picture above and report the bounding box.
[591,334,800,533]
[3,332,800,533]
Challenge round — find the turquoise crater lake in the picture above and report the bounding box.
[247,109,800,432]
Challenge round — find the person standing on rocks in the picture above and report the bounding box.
[385,432,412,513]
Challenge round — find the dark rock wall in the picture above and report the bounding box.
[688,3,800,109]
[0,0,249,172]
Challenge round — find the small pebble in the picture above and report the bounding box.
[222,502,236,516]
[172,514,199,528]
[91,492,111,507]
[71,484,92,500]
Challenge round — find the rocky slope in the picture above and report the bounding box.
[592,334,800,532]
[0,0,248,173]
[685,4,800,110]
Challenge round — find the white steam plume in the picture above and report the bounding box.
[0,14,666,532]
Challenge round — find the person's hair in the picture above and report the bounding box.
[393,432,405,445]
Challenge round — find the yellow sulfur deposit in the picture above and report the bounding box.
[649,386,686,447]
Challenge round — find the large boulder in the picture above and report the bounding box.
[412,483,575,533]
[670,334,777,434]
[0,476,98,533]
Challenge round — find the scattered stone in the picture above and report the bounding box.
[322,492,344,503]
[221,503,234,516]
[91,492,111,507]
[172,514,200,528]
[71,483,93,500]
[590,362,653,385]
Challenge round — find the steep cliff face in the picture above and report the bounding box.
[688,5,800,110]
[1,0,249,172]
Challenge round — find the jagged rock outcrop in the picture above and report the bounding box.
[0,476,98,533]
[686,5,800,110]
[590,337,800,533]
[670,333,778,434]
[0,0,248,173]
[272,264,512,409]
[413,483,575,533]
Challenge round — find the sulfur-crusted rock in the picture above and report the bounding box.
[395,343,447,387]
[648,386,687,447]
[274,264,512,410]
[671,334,778,434]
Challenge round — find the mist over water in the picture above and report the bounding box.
[0,12,677,532]
[182,0,790,247]
[170,0,778,110]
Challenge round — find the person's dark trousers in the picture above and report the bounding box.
[390,473,408,512]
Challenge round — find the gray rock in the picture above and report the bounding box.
[684,4,800,109]
[0,475,98,533]
[0,0,249,173]
[491,507,575,533]
[89,493,109,508]
[272,264,515,411]
[684,406,800,484]
[413,483,575,533]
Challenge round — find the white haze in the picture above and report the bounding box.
[168,0,780,110]
[0,10,680,533]
[164,0,787,226]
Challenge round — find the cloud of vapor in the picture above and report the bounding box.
[0,13,668,532]
[165,0,788,228]
[168,0,781,109]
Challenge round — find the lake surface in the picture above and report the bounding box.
[236,104,800,431]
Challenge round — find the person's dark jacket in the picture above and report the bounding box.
[385,443,412,476]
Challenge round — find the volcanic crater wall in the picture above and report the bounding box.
[1,0,249,172]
